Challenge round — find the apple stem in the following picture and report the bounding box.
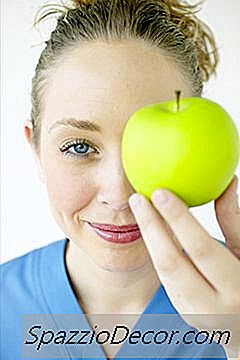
[175,90,181,111]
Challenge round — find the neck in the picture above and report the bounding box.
[65,239,161,314]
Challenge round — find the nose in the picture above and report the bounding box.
[96,157,136,211]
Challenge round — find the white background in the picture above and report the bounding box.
[1,0,240,263]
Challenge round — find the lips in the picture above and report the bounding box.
[88,222,140,232]
[86,222,142,244]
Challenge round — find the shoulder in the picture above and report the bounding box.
[1,239,65,279]
[0,239,66,359]
[0,239,66,311]
[0,240,67,354]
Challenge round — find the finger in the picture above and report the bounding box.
[215,175,240,258]
[129,194,216,312]
[150,188,240,294]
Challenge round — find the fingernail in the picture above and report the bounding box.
[152,189,169,207]
[129,193,142,209]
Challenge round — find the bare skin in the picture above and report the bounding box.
[24,39,240,359]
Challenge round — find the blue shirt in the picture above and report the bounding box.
[0,238,227,359]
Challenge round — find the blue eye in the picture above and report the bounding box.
[74,143,90,154]
[59,138,98,159]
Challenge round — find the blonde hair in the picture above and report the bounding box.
[32,0,219,148]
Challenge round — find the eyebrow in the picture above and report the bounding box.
[48,118,102,133]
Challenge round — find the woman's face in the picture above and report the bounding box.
[30,39,192,272]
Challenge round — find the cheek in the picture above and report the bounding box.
[44,163,95,214]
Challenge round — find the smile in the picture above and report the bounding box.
[86,222,142,244]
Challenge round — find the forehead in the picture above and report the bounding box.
[41,39,191,133]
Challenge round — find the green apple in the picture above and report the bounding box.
[121,92,240,207]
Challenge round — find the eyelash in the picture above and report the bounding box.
[59,138,98,159]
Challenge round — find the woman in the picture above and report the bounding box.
[1,0,239,359]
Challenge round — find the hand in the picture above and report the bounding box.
[128,175,240,353]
